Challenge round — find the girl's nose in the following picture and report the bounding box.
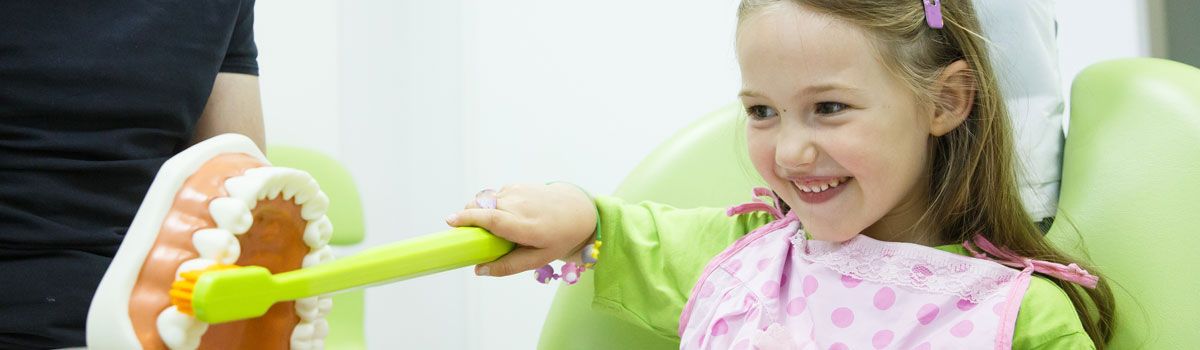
[775,125,818,170]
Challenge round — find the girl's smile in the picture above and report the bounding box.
[791,176,853,204]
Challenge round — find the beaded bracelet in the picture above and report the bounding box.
[534,182,602,285]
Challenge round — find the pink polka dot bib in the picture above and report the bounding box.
[679,213,1034,350]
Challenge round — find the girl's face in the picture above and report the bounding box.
[738,4,936,243]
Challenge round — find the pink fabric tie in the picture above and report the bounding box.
[723,187,1098,289]
[726,187,785,220]
[964,234,1099,289]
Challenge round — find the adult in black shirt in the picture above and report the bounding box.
[1,1,266,347]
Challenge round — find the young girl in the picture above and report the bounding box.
[447,0,1115,348]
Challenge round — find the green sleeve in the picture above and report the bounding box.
[589,195,775,340]
[1012,276,1096,349]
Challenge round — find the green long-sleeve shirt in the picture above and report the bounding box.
[590,196,1095,349]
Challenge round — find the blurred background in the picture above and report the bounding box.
[252,1,1197,348]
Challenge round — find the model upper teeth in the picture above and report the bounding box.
[158,166,334,350]
[798,177,851,193]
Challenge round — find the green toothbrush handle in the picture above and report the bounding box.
[280,226,514,296]
[192,227,514,323]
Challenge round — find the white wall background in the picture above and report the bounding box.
[1055,0,1152,131]
[255,1,1153,348]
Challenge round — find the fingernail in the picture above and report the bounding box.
[446,214,457,223]
[476,266,491,276]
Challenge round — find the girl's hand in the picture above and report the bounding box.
[446,183,597,277]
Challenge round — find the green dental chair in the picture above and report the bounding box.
[539,58,1200,349]
[266,146,367,350]
[1045,58,1200,349]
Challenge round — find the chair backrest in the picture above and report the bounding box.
[1045,58,1200,349]
[266,145,365,245]
[266,145,367,350]
[538,104,761,349]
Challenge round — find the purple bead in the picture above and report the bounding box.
[561,262,581,285]
[535,264,557,284]
[581,244,598,264]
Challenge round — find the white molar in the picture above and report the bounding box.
[157,307,208,350]
[209,197,253,234]
[313,318,329,348]
[192,228,241,264]
[290,319,329,350]
[317,296,333,318]
[296,297,320,321]
[295,296,333,322]
[291,321,315,350]
[263,177,286,201]
[282,177,316,202]
[222,175,262,210]
[302,245,335,268]
[303,217,333,249]
[292,179,319,205]
[300,191,329,221]
[174,258,217,278]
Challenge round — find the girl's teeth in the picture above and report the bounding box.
[799,177,850,193]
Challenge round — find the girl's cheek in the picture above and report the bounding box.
[746,134,777,180]
[821,144,863,179]
[747,139,796,205]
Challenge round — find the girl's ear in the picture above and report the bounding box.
[929,60,976,137]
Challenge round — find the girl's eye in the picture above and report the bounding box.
[746,105,778,120]
[815,102,849,115]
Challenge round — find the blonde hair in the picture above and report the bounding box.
[737,0,1115,346]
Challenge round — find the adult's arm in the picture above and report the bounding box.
[189,72,265,151]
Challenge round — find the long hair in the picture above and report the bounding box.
[736,0,1115,346]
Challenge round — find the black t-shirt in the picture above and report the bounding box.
[0,0,258,347]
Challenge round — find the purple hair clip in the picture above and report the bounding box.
[923,0,944,29]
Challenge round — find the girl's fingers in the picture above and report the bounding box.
[474,246,553,277]
[445,208,545,247]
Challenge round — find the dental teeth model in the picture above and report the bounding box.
[87,134,333,350]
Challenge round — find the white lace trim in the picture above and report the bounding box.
[789,231,1021,303]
